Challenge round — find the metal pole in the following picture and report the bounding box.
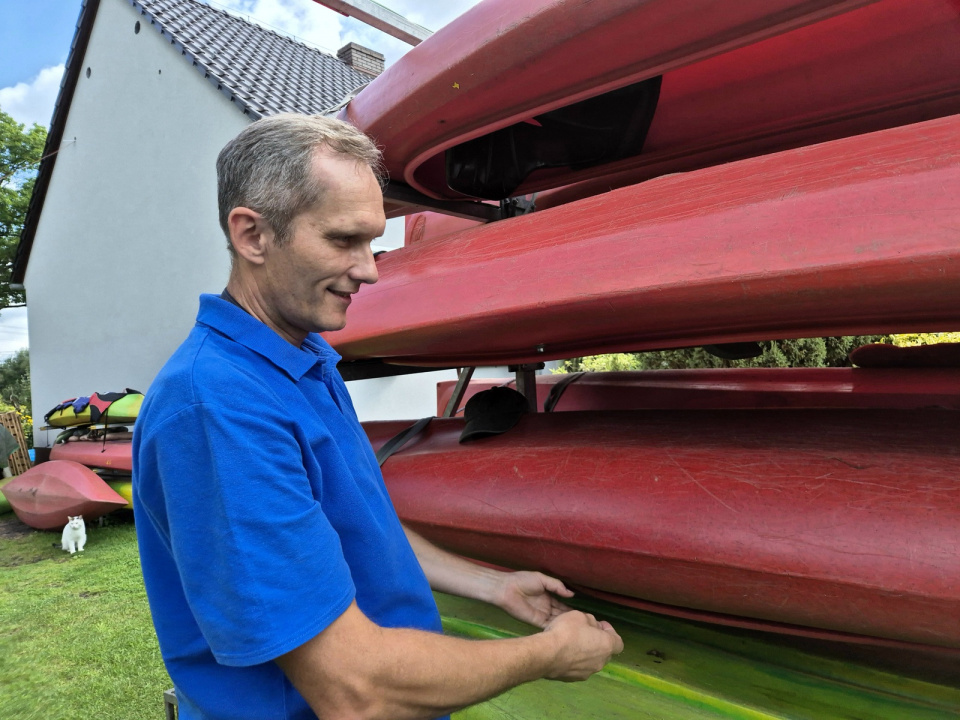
[510,363,545,412]
[442,367,476,417]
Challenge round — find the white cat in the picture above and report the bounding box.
[61,515,87,554]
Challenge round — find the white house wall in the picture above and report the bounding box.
[24,0,515,440]
[26,0,246,445]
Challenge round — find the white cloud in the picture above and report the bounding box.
[391,0,481,33]
[0,65,65,129]
[214,0,482,67]
[215,0,345,55]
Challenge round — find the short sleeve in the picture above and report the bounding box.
[138,390,355,667]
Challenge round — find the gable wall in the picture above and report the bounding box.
[25,0,248,443]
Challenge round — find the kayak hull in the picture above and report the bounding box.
[365,410,960,648]
[328,114,960,366]
[439,592,960,719]
[1,460,128,529]
[50,440,133,471]
[340,0,960,209]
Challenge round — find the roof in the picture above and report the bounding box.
[12,0,375,283]
[130,0,373,117]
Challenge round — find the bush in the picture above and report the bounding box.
[556,336,888,373]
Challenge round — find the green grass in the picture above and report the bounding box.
[0,513,171,719]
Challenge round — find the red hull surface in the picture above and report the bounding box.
[1,460,128,529]
[437,368,960,416]
[365,410,960,648]
[50,440,133,471]
[327,115,960,366]
[338,0,960,210]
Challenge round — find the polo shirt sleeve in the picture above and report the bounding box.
[138,389,355,667]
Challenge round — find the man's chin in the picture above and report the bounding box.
[316,315,348,334]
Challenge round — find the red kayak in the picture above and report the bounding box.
[1,461,128,529]
[437,368,960,415]
[365,410,960,649]
[50,440,133,471]
[327,114,960,366]
[338,0,960,211]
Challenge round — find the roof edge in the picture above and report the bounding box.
[13,0,102,285]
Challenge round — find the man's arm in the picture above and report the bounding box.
[276,599,622,720]
[403,524,573,628]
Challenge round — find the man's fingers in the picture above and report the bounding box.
[600,622,624,654]
[539,573,575,597]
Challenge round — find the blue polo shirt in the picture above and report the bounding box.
[133,294,442,720]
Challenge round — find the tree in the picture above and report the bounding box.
[556,336,889,373]
[0,106,47,311]
[0,347,30,408]
[0,348,31,448]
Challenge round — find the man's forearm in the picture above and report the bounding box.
[403,524,503,602]
[349,620,558,719]
[277,600,619,720]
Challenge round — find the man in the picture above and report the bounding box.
[133,113,622,720]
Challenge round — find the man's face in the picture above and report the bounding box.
[259,151,385,343]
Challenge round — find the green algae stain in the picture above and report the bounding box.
[437,593,960,720]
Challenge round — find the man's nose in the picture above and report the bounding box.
[350,244,379,285]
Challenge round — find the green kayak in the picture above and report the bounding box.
[438,593,960,719]
[0,476,13,515]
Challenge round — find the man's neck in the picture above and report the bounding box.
[225,276,308,347]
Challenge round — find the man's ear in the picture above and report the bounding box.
[227,207,272,264]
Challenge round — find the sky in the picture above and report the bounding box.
[0,0,482,355]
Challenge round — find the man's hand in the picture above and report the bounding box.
[542,610,624,681]
[492,571,575,628]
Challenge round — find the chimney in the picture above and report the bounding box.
[337,43,385,77]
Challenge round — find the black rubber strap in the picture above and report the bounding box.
[543,372,586,412]
[376,416,434,467]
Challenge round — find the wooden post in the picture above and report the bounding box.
[0,411,31,475]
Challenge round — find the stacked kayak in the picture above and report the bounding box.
[50,433,133,472]
[44,390,142,428]
[0,461,128,529]
[38,389,140,514]
[326,114,960,366]
[337,0,960,211]
[326,0,960,696]
[366,410,960,650]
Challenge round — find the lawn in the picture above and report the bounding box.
[4,511,959,720]
[0,512,172,720]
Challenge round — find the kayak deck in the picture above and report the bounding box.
[439,593,960,719]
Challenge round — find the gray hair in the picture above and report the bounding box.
[217,113,384,250]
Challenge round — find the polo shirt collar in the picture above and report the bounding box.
[196,294,342,381]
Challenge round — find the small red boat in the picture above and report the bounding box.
[365,410,960,649]
[338,0,960,210]
[50,440,133,471]
[1,461,128,529]
[327,114,960,366]
[437,368,960,415]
